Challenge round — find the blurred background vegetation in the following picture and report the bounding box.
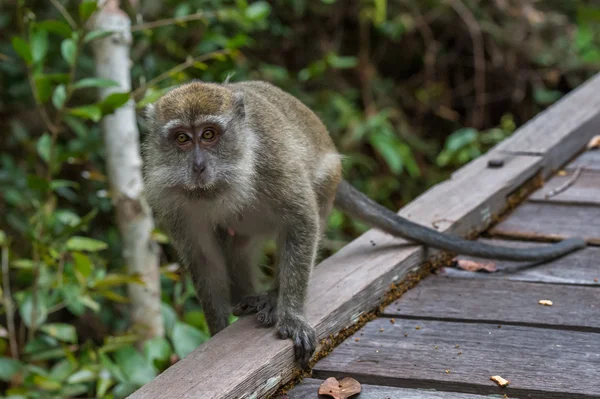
[0,0,599,397]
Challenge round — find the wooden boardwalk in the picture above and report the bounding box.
[286,149,600,398]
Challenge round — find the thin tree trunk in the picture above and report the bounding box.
[93,0,163,340]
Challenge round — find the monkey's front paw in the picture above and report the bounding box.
[232,292,277,326]
[276,315,316,368]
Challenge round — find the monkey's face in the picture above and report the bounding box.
[142,82,251,200]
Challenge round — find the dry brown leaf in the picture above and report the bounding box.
[318,377,361,399]
[587,135,600,149]
[538,299,553,306]
[557,170,568,176]
[491,375,510,387]
[455,259,497,273]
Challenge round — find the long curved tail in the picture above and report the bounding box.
[334,179,586,261]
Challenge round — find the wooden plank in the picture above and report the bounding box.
[439,239,600,285]
[312,319,600,399]
[285,378,499,399]
[128,155,544,399]
[490,203,600,245]
[493,73,600,177]
[565,150,600,172]
[529,171,600,206]
[382,277,600,331]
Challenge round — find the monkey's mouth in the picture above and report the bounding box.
[180,181,226,200]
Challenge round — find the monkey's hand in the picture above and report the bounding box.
[276,313,317,368]
[232,291,278,326]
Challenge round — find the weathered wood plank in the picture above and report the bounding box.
[565,150,600,172]
[490,203,600,245]
[285,378,501,399]
[382,277,600,331]
[529,171,600,206]
[439,239,600,285]
[128,155,544,399]
[493,73,600,177]
[312,319,600,399]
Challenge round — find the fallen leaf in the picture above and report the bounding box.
[491,375,510,387]
[538,299,553,306]
[454,259,497,273]
[587,135,600,149]
[318,377,361,399]
[557,170,568,176]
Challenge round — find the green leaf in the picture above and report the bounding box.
[0,230,6,246]
[172,322,208,359]
[84,29,114,43]
[73,78,120,90]
[0,357,23,382]
[66,236,108,252]
[33,374,62,391]
[114,347,157,386]
[245,1,271,20]
[79,0,98,22]
[143,337,172,369]
[99,92,130,114]
[67,105,103,122]
[34,74,53,103]
[50,179,79,191]
[52,84,67,109]
[67,368,96,384]
[61,38,76,66]
[81,295,101,312]
[534,88,563,105]
[19,293,48,327]
[37,20,72,37]
[72,252,92,278]
[97,369,114,397]
[445,128,478,151]
[161,303,178,337]
[326,53,358,69]
[11,36,32,64]
[92,273,143,289]
[40,323,77,343]
[31,29,49,64]
[183,310,209,334]
[36,133,52,164]
[49,359,76,381]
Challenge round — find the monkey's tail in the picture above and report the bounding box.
[334,179,586,262]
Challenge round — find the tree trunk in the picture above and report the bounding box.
[93,0,164,340]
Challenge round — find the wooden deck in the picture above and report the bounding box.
[285,148,600,398]
[128,74,600,399]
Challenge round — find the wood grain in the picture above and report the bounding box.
[529,171,600,206]
[285,378,498,399]
[490,203,600,245]
[382,277,600,331]
[493,73,600,177]
[312,319,600,399]
[128,155,543,399]
[439,239,600,285]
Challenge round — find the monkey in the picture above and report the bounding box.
[141,80,586,368]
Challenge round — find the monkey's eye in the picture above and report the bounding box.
[201,128,216,141]
[175,133,189,143]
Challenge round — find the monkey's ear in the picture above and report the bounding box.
[232,91,245,119]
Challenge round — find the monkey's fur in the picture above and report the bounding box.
[142,81,585,367]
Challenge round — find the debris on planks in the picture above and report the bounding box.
[453,258,498,273]
[587,135,600,149]
[539,299,553,306]
[318,377,361,399]
[490,375,510,387]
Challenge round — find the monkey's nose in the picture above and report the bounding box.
[193,161,206,174]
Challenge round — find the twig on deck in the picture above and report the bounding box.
[544,166,584,199]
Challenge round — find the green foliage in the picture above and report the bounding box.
[0,0,598,397]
